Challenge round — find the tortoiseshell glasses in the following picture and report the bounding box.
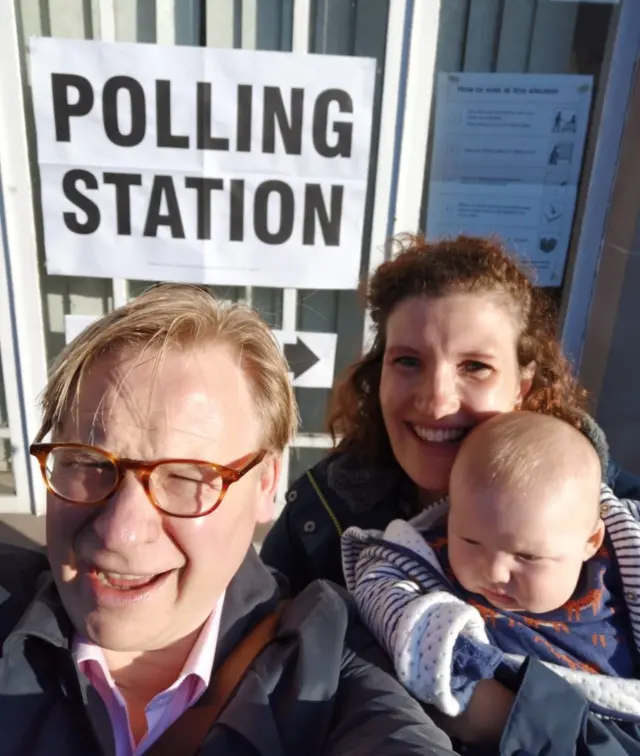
[29,443,266,518]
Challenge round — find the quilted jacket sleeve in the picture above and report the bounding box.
[342,526,502,716]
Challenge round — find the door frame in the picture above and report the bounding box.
[0,0,49,515]
[0,186,38,513]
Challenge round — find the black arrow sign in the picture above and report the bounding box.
[284,337,320,379]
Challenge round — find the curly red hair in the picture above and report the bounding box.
[328,234,587,464]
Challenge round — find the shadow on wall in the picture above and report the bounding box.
[598,229,640,476]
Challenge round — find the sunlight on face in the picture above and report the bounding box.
[448,479,602,614]
[379,293,531,496]
[46,343,279,653]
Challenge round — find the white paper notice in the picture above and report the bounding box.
[426,73,593,287]
[30,38,376,290]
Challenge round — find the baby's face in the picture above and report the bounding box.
[447,481,602,614]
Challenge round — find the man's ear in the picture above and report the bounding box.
[255,454,281,525]
[584,517,605,561]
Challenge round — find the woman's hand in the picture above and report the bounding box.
[432,679,515,745]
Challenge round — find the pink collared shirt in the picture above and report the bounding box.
[73,595,225,756]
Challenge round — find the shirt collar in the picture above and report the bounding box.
[180,592,225,685]
[5,548,282,677]
[73,592,226,690]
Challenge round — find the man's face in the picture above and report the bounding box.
[46,343,279,652]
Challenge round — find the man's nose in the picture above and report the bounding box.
[414,366,461,418]
[92,472,161,549]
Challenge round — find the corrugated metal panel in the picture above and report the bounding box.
[16,0,296,362]
[12,0,393,495]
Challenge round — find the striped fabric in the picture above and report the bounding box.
[601,487,640,650]
[342,485,640,719]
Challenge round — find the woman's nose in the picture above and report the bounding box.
[414,366,461,418]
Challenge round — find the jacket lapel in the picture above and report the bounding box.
[0,573,114,755]
[212,548,282,675]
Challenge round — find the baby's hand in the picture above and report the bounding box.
[438,679,515,745]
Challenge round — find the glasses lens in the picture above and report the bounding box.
[150,462,224,516]
[46,446,118,504]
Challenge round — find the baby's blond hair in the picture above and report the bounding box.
[451,412,601,517]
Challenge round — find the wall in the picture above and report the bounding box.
[580,59,640,473]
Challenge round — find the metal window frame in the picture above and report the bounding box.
[0,182,34,513]
[275,0,311,509]
[389,0,442,237]
[0,0,49,514]
[361,0,414,350]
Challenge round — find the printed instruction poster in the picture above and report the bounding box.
[30,37,376,290]
[426,73,594,287]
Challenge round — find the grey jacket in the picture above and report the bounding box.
[0,544,454,756]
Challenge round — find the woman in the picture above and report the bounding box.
[262,234,640,754]
[262,234,640,592]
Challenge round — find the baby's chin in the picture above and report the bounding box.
[481,589,523,611]
[488,596,569,615]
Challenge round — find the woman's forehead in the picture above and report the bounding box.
[385,293,519,349]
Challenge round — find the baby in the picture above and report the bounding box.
[342,412,640,719]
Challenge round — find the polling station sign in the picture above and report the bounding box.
[30,38,376,289]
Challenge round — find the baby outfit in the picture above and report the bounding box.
[342,486,640,720]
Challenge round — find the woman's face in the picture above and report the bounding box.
[379,293,532,496]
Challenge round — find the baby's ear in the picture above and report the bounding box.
[584,518,605,561]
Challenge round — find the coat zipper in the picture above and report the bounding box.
[306,471,344,537]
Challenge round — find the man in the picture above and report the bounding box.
[0,284,453,756]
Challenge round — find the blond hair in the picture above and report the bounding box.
[451,411,601,506]
[37,284,298,452]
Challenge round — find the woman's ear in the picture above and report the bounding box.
[584,518,605,561]
[517,362,536,405]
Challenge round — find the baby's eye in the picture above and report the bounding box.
[516,553,541,563]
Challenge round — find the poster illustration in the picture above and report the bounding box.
[426,73,594,286]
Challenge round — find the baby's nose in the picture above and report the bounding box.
[486,554,511,587]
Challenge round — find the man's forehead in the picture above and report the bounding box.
[80,343,250,403]
[72,409,224,440]
[58,344,261,452]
